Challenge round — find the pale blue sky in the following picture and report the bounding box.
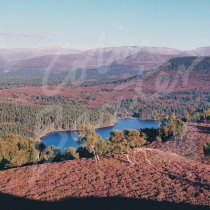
[0,0,209,50]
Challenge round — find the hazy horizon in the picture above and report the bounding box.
[0,45,210,52]
[0,0,210,50]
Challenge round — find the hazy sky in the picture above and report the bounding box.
[0,0,209,50]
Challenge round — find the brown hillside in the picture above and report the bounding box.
[0,123,210,206]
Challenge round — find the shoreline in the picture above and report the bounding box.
[36,118,117,142]
[38,117,159,141]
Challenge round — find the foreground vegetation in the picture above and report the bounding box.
[0,134,38,168]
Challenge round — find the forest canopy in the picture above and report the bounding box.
[0,103,115,138]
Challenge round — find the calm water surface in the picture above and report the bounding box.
[41,118,159,151]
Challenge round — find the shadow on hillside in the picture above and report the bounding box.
[0,193,209,210]
[189,124,210,134]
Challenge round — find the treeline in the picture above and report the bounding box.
[158,89,210,103]
[0,67,138,88]
[31,95,75,105]
[0,103,115,138]
[183,109,210,122]
[112,97,210,119]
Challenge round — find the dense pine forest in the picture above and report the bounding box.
[0,103,115,138]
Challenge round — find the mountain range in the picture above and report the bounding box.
[0,46,210,86]
[0,46,209,72]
